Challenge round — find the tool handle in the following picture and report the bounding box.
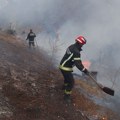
[88,73,103,89]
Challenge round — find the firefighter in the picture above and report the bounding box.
[26,29,36,48]
[59,36,89,101]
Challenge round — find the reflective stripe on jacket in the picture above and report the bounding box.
[59,43,85,72]
[26,32,36,41]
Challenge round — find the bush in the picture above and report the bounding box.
[5,29,16,35]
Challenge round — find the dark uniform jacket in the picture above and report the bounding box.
[26,32,36,42]
[59,43,85,72]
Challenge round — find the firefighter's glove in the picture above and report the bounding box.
[82,68,89,75]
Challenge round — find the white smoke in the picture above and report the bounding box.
[0,0,8,9]
[0,0,120,112]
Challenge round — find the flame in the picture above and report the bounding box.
[101,116,108,120]
[82,60,91,70]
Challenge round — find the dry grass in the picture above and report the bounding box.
[0,32,119,120]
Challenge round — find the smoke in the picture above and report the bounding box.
[0,0,120,112]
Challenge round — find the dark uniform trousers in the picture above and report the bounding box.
[29,41,35,47]
[60,69,74,95]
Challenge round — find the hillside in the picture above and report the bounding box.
[0,31,119,120]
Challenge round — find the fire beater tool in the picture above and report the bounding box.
[88,74,114,96]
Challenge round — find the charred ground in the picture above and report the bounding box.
[0,31,119,120]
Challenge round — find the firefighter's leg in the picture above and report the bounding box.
[61,70,74,90]
[60,70,69,90]
[32,42,35,47]
[60,70,74,100]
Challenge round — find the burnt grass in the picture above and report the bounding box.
[0,31,119,120]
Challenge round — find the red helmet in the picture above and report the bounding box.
[75,36,86,45]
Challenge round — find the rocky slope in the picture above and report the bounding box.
[0,31,119,120]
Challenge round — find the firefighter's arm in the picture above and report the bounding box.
[74,60,89,75]
[73,50,89,75]
[26,33,30,40]
[26,35,29,40]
